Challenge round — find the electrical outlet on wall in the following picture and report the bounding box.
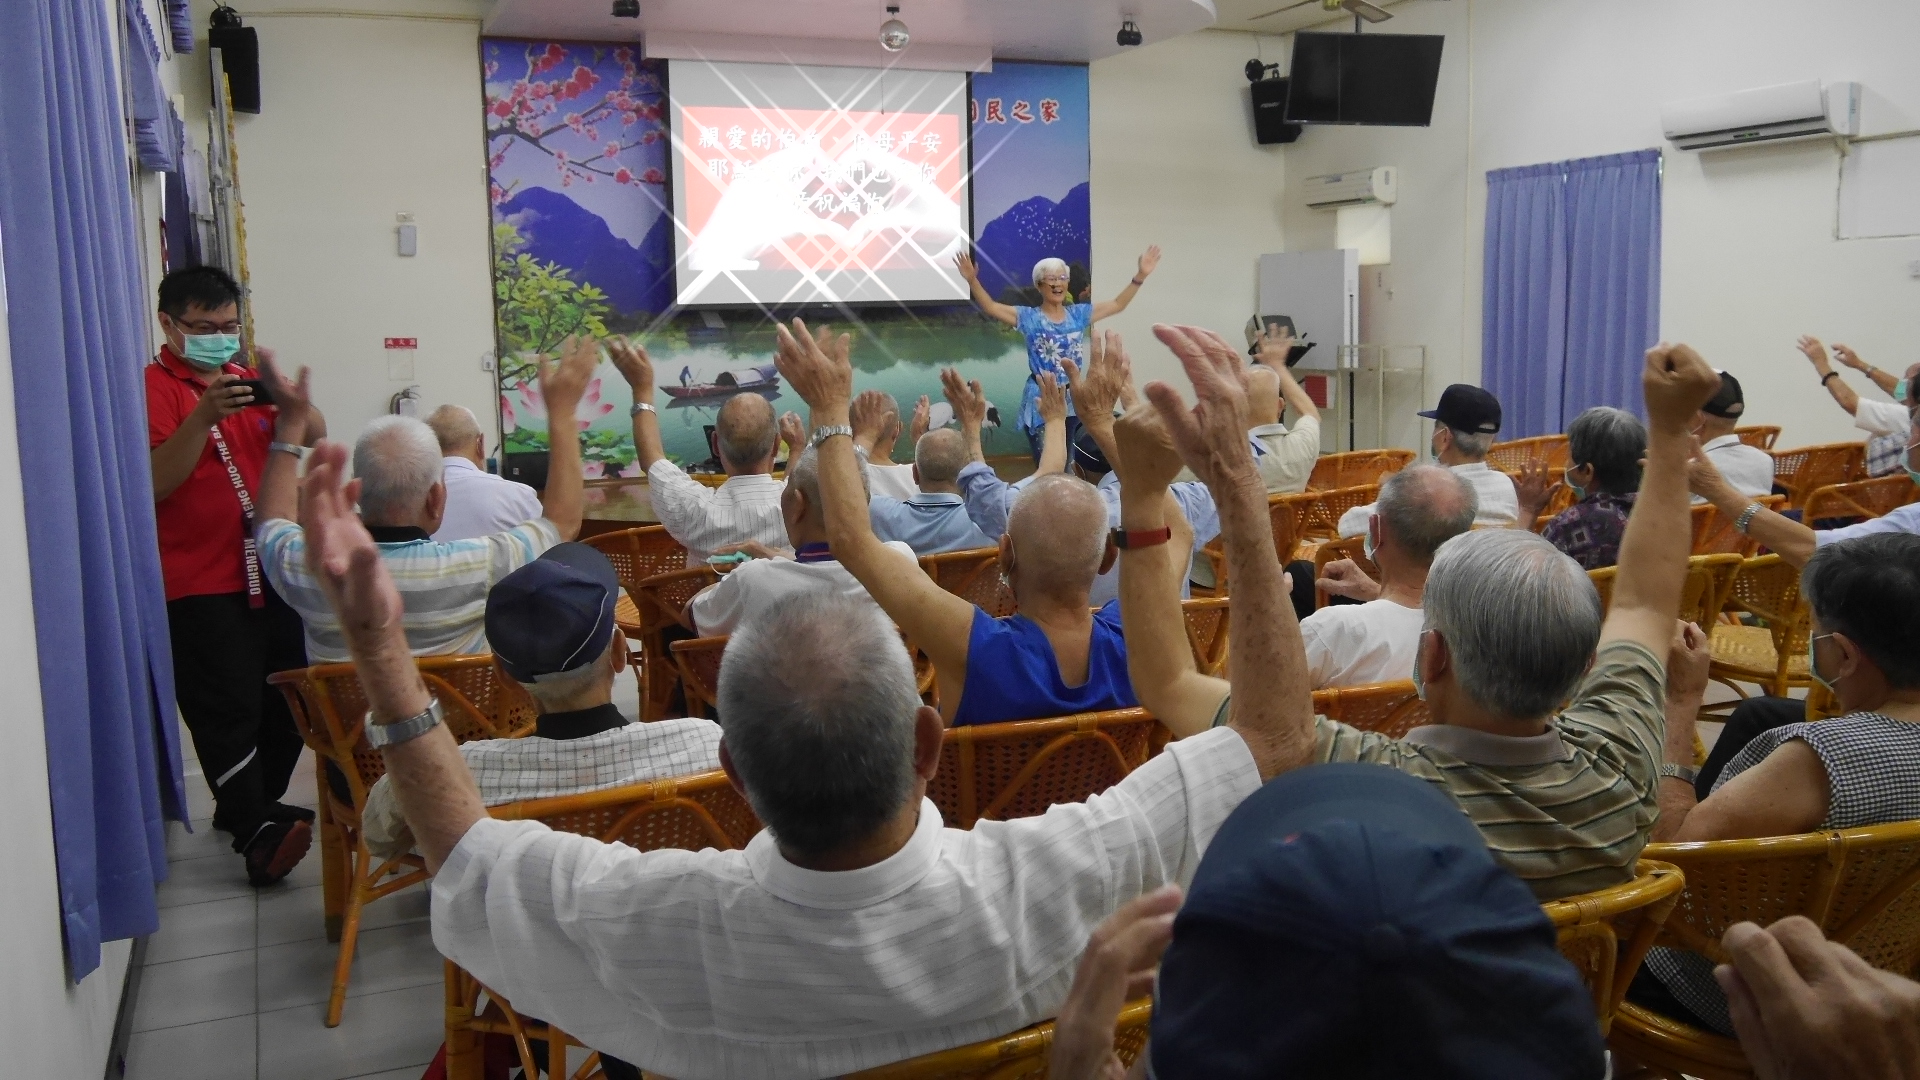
[480,351,495,372]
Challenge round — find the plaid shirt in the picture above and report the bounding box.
[1541,492,1636,571]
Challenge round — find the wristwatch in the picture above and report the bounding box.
[1110,526,1173,550]
[1658,762,1698,784]
[630,401,656,417]
[808,424,853,449]
[364,698,444,750]
[269,440,304,457]
[1734,502,1763,534]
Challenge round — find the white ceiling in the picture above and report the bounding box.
[484,0,1219,65]
[1212,0,1413,35]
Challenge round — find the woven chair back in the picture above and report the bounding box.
[1802,475,1919,525]
[1487,434,1571,474]
[1770,442,1866,509]
[1540,860,1686,1036]
[1311,680,1429,740]
[584,524,689,596]
[1586,553,1742,626]
[1300,484,1379,543]
[929,709,1164,829]
[669,635,728,717]
[921,547,1018,617]
[1733,425,1780,450]
[1307,448,1414,491]
[1725,554,1809,655]
[1181,597,1230,677]
[1201,490,1309,591]
[1691,495,1787,556]
[843,999,1152,1080]
[1311,535,1378,610]
[491,769,763,852]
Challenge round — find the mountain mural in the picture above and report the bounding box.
[972,182,1091,301]
[496,186,675,318]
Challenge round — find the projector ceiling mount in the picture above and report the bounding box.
[1245,0,1394,27]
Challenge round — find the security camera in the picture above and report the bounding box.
[1116,20,1142,47]
[611,0,640,17]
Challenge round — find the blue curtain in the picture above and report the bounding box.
[0,0,187,979]
[1482,149,1662,436]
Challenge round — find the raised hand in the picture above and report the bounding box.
[1144,324,1259,493]
[1832,344,1868,372]
[540,335,600,418]
[1317,559,1382,603]
[1643,343,1723,434]
[1718,916,1920,1080]
[606,336,655,399]
[1254,322,1295,368]
[1135,245,1161,280]
[953,251,981,284]
[297,441,400,646]
[1048,885,1182,1080]
[1667,620,1712,705]
[772,318,853,415]
[258,349,315,441]
[909,395,931,445]
[1796,335,1831,371]
[777,411,806,463]
[1514,458,1562,517]
[1111,406,1185,493]
[1068,330,1131,428]
[850,389,895,453]
[940,367,987,433]
[1037,366,1068,425]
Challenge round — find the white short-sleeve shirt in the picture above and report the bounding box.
[1300,598,1426,689]
[687,543,914,637]
[1698,434,1776,501]
[1338,461,1514,537]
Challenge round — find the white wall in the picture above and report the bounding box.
[1090,30,1289,391]
[1277,0,1920,450]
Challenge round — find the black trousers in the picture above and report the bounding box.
[1697,695,1805,800]
[167,587,309,850]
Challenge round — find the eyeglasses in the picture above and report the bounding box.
[171,316,242,334]
[1039,276,1069,286]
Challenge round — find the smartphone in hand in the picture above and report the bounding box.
[232,378,274,405]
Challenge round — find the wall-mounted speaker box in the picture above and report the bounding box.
[1251,77,1303,145]
[209,26,261,114]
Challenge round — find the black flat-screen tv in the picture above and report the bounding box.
[1284,32,1445,126]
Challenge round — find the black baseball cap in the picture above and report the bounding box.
[1702,371,1745,419]
[1070,427,1111,476]
[484,542,620,684]
[1148,764,1605,1080]
[1419,384,1503,435]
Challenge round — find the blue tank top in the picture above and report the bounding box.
[951,599,1138,727]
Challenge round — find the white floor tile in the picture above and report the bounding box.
[131,949,257,1033]
[256,982,444,1080]
[185,778,217,822]
[256,922,443,1014]
[166,817,237,864]
[258,882,429,949]
[124,1013,255,1080]
[156,853,256,910]
[147,895,257,965]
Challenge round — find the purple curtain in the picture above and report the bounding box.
[1482,149,1662,436]
[0,0,187,979]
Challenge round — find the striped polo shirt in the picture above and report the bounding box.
[257,515,560,662]
[1312,640,1666,901]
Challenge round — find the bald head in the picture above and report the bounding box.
[716,394,777,473]
[914,428,970,487]
[426,404,484,463]
[1376,464,1477,565]
[1246,366,1282,428]
[1005,474,1110,603]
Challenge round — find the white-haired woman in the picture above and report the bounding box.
[955,245,1160,459]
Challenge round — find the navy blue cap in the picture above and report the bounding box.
[1149,764,1605,1080]
[1702,370,1745,419]
[484,542,620,684]
[1070,427,1111,476]
[1419,384,1503,435]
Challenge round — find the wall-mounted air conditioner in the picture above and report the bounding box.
[1304,167,1397,209]
[1662,80,1860,151]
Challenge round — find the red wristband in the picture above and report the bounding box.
[1110,526,1173,550]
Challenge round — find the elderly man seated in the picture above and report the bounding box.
[1339,384,1518,536]
[687,448,913,636]
[866,423,995,555]
[778,321,1135,726]
[1517,406,1647,570]
[425,403,541,542]
[1693,370,1774,500]
[1801,337,1915,478]
[609,337,792,565]
[1630,533,1920,1037]
[256,338,593,660]
[1119,325,1718,900]
[851,388,923,501]
[292,423,1318,1077]
[1304,465,1476,687]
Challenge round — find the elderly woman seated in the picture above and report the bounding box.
[1631,532,1920,1034]
[1517,406,1647,570]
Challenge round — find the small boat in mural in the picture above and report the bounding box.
[662,364,782,400]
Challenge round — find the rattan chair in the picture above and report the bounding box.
[1300,483,1380,543]
[1586,553,1742,627]
[842,999,1151,1080]
[1310,535,1378,610]
[1487,434,1571,474]
[1609,819,1920,1080]
[1311,680,1429,740]
[586,525,690,696]
[1181,596,1231,678]
[929,709,1166,829]
[921,547,1017,617]
[1307,448,1413,491]
[1706,555,1810,703]
[632,565,720,720]
[668,635,728,717]
[1542,860,1686,1037]
[1800,474,1918,526]
[1769,441,1865,510]
[1199,490,1310,591]
[268,655,536,1027]
[444,773,762,1080]
[1732,425,1780,450]
[1691,495,1787,557]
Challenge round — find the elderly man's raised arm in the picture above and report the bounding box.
[1113,408,1228,737]
[1605,344,1725,655]
[533,336,595,541]
[774,321,976,679]
[1690,451,1818,568]
[1145,325,1316,780]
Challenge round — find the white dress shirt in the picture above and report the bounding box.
[433,456,544,542]
[430,726,1261,1080]
[1252,415,1322,494]
[1699,434,1776,501]
[1300,598,1425,689]
[687,542,914,637]
[646,460,787,566]
[866,460,921,501]
[1338,461,1516,537]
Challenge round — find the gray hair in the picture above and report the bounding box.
[1446,426,1495,459]
[1566,407,1646,495]
[354,416,443,523]
[914,428,970,485]
[425,404,483,454]
[1376,464,1477,564]
[1032,257,1069,285]
[788,447,869,516]
[718,593,922,859]
[715,394,777,470]
[1423,529,1602,720]
[521,639,615,712]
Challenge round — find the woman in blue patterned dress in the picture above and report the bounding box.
[956,246,1160,460]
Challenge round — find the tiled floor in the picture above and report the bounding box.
[125,676,646,1080]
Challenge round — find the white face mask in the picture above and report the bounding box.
[1363,515,1380,563]
[1411,630,1430,700]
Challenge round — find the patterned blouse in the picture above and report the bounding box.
[1645,712,1920,1033]
[1541,491,1636,571]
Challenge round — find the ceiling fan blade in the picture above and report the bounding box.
[1244,0,1321,22]
[1341,0,1395,22]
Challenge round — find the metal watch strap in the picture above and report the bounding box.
[269,440,304,457]
[808,424,853,449]
[1734,503,1763,534]
[364,698,444,750]
[630,401,656,416]
[1658,762,1698,784]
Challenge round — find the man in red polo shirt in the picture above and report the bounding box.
[148,266,325,885]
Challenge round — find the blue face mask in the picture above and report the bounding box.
[1893,378,1910,405]
[1807,633,1838,692]
[1564,467,1587,501]
[1411,630,1429,700]
[180,332,239,369]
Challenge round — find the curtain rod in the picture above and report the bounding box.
[236,9,483,24]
